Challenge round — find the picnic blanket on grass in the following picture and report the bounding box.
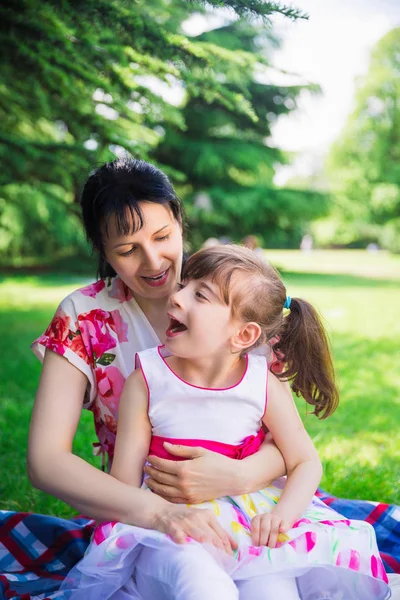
[1,491,399,599]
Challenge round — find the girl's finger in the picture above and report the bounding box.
[259,518,272,547]
[267,519,281,548]
[251,516,261,546]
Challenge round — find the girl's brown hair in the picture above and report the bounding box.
[182,244,339,419]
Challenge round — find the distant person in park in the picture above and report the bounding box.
[28,158,287,545]
[61,245,388,600]
[300,234,313,252]
[242,234,266,261]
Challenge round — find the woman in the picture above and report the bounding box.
[3,157,396,599]
[27,156,287,538]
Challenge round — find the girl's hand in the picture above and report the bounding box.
[145,444,240,504]
[251,513,291,548]
[152,505,238,555]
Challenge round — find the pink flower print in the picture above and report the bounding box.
[232,507,251,530]
[109,309,128,343]
[248,546,263,557]
[292,518,312,529]
[79,309,118,359]
[104,414,118,435]
[81,280,106,298]
[320,519,351,528]
[109,277,133,303]
[115,533,137,549]
[69,332,91,365]
[93,521,118,545]
[41,310,72,355]
[371,554,389,583]
[288,531,316,554]
[96,366,126,414]
[268,335,286,373]
[336,549,360,571]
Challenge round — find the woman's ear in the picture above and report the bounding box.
[231,322,261,353]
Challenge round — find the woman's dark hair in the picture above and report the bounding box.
[80,156,183,278]
[182,244,339,419]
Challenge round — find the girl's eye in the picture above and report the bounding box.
[176,282,185,290]
[156,235,169,242]
[195,291,208,301]
[120,247,137,257]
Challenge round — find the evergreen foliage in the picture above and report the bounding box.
[0,0,324,263]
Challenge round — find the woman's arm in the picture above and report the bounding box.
[144,435,286,504]
[28,351,236,553]
[28,350,167,525]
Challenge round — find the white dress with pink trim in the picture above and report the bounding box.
[61,346,389,600]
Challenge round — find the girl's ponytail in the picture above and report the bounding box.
[273,298,339,419]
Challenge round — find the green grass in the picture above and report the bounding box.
[0,251,399,517]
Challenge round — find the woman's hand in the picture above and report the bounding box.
[145,443,241,504]
[152,504,237,555]
[145,436,286,503]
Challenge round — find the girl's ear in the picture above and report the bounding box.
[231,322,261,353]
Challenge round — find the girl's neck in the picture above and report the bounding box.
[167,353,246,389]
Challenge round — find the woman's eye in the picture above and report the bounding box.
[120,247,137,257]
[156,235,169,242]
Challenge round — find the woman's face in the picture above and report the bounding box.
[103,202,183,303]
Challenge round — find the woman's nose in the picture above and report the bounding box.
[142,245,162,271]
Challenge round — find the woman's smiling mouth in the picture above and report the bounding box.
[141,268,170,287]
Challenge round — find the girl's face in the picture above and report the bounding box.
[165,277,238,359]
[103,202,183,303]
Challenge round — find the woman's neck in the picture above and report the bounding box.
[167,353,245,389]
[133,294,170,342]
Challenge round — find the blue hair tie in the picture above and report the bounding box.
[283,296,291,309]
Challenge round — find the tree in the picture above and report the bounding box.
[154,19,325,249]
[326,27,400,252]
[0,0,308,262]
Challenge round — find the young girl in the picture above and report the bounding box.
[62,244,389,600]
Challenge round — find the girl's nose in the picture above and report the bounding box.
[169,287,185,308]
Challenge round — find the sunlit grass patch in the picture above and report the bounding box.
[0,252,399,516]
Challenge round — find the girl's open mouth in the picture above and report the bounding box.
[166,316,188,338]
[141,268,169,287]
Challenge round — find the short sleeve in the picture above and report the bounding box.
[31,295,96,407]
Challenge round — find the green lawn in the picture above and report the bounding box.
[1,250,399,517]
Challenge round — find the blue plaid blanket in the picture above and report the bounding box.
[1,492,399,599]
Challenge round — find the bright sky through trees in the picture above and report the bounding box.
[270,0,400,184]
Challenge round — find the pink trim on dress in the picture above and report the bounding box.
[157,345,249,391]
[149,429,266,461]
[134,353,150,411]
[263,359,269,418]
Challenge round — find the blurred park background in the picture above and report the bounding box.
[0,0,399,515]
